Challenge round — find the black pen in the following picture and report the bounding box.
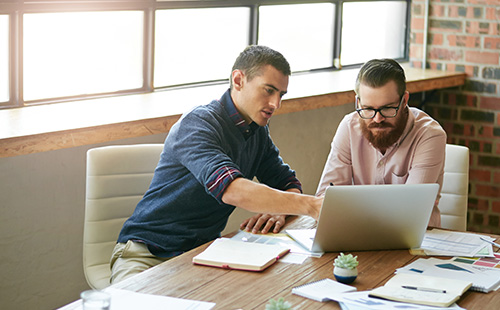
[402,286,447,293]
[330,183,334,186]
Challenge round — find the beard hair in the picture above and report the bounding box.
[360,107,408,150]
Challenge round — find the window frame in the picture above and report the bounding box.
[0,0,411,109]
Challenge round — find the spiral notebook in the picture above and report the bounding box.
[292,278,356,302]
[396,258,500,293]
[369,273,472,307]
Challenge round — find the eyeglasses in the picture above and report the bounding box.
[355,95,404,119]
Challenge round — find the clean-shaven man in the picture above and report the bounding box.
[111,45,322,284]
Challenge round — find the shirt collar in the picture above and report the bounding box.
[220,89,259,140]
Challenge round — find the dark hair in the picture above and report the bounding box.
[355,59,406,97]
[230,45,291,89]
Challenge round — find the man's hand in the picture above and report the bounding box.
[240,214,287,234]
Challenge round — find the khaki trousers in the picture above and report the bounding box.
[110,240,170,285]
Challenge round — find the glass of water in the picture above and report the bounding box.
[80,290,111,310]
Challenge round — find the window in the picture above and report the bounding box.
[154,7,250,87]
[23,11,143,101]
[0,15,8,103]
[2,0,410,108]
[341,1,408,66]
[258,3,335,72]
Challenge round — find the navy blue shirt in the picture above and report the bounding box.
[117,89,302,257]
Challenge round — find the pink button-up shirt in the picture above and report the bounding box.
[316,107,446,227]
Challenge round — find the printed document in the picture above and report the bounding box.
[418,229,494,257]
[396,257,500,293]
[331,291,464,310]
[97,288,215,310]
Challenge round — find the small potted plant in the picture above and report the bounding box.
[265,297,291,310]
[333,252,359,284]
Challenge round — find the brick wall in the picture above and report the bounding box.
[410,0,500,234]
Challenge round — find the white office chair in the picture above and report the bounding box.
[83,144,164,289]
[438,144,469,231]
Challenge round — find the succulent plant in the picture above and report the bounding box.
[265,297,292,310]
[334,252,359,269]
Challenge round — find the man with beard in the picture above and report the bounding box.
[316,59,446,227]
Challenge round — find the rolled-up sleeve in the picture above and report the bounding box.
[206,166,243,202]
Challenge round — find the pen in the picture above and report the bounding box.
[402,286,447,293]
[480,236,500,248]
[330,183,334,186]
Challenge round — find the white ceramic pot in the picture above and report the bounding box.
[333,266,358,284]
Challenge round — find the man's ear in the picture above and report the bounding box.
[403,91,410,107]
[232,70,244,91]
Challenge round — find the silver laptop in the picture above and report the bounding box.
[286,184,439,254]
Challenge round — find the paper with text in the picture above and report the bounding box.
[92,288,216,310]
[419,229,493,257]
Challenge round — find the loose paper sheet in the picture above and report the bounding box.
[332,291,465,310]
[231,230,315,263]
[77,288,216,310]
[418,229,493,257]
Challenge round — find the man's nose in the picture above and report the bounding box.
[270,96,282,110]
[372,111,386,123]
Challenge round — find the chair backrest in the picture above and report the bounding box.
[438,144,469,231]
[83,144,163,289]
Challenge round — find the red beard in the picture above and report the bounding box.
[360,108,408,150]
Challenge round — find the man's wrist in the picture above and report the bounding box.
[286,188,301,194]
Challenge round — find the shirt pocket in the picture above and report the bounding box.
[388,170,409,184]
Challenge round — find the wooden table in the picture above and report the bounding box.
[60,216,500,309]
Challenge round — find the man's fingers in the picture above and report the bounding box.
[273,220,283,233]
[273,215,287,233]
[252,215,271,233]
[239,218,250,229]
[260,217,277,234]
[243,216,258,231]
[241,214,286,234]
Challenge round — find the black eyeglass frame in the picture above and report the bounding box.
[355,95,405,119]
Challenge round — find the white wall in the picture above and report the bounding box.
[0,103,352,310]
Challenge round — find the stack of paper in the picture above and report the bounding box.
[291,278,356,302]
[333,291,465,310]
[417,229,495,257]
[396,257,500,293]
[231,230,318,257]
[97,288,215,310]
[368,273,472,307]
[290,278,467,309]
[451,253,500,269]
